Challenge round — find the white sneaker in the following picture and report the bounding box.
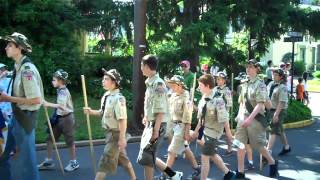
[171,171,183,180]
[64,160,79,172]
[38,158,55,170]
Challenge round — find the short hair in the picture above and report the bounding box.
[142,55,158,71]
[267,60,272,66]
[198,74,214,89]
[298,77,303,83]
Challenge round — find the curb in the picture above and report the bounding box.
[36,118,316,151]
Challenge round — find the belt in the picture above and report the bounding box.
[173,120,182,124]
[57,112,72,118]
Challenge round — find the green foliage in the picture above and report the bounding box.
[312,71,320,79]
[0,0,81,95]
[293,60,306,76]
[285,100,312,123]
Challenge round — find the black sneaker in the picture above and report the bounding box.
[278,147,291,156]
[186,167,201,180]
[223,171,236,180]
[235,171,245,179]
[245,163,255,171]
[269,160,279,178]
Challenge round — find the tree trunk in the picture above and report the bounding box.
[132,0,147,130]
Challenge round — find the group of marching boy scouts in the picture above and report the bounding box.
[0,32,291,180]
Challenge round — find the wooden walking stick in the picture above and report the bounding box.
[44,107,65,175]
[189,73,198,154]
[81,75,97,173]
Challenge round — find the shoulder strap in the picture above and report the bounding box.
[7,57,32,95]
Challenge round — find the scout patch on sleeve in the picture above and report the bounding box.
[155,82,166,95]
[22,69,34,81]
[58,89,67,96]
[118,96,126,106]
[258,82,267,92]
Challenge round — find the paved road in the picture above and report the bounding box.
[36,118,320,180]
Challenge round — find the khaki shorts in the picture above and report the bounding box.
[235,119,267,151]
[168,135,189,155]
[98,130,130,174]
[165,120,174,138]
[47,113,75,146]
[270,110,287,135]
[201,135,218,156]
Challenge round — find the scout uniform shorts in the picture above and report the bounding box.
[98,130,131,174]
[201,135,218,156]
[235,119,267,151]
[168,123,189,155]
[269,110,287,135]
[46,113,75,147]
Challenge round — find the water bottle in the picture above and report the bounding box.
[232,139,245,149]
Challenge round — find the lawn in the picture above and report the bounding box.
[307,79,320,92]
[35,94,134,144]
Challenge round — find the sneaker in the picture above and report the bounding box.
[269,160,279,178]
[171,171,183,180]
[64,160,79,172]
[38,158,55,170]
[186,167,201,179]
[154,173,167,180]
[235,171,245,179]
[245,163,255,171]
[223,170,236,180]
[278,146,291,156]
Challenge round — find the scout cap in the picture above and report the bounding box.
[215,70,227,79]
[53,69,69,83]
[180,60,190,68]
[235,72,248,82]
[0,32,32,53]
[102,68,122,86]
[273,68,285,77]
[166,75,187,89]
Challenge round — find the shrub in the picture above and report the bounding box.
[313,71,320,79]
[293,60,306,76]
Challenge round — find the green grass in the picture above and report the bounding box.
[308,79,320,92]
[35,94,133,144]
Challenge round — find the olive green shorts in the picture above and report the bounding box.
[201,135,218,156]
[235,119,267,151]
[270,110,287,135]
[98,130,130,174]
[47,113,75,147]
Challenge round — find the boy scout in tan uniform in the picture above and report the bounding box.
[235,59,278,178]
[212,71,234,156]
[38,69,79,172]
[165,75,200,179]
[84,69,136,180]
[0,32,43,180]
[138,55,183,180]
[191,74,236,180]
[267,68,291,156]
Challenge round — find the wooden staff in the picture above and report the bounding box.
[231,73,234,130]
[189,73,197,117]
[81,75,97,173]
[44,107,65,175]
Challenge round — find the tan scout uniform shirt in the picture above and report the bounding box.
[197,90,229,139]
[213,85,232,108]
[169,90,191,124]
[13,56,43,111]
[56,87,74,116]
[144,73,168,122]
[267,81,288,109]
[239,76,267,117]
[101,89,127,130]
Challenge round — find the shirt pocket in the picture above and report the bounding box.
[206,102,216,120]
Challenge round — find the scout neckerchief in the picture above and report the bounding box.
[269,82,279,99]
[101,93,110,115]
[200,97,211,126]
[7,56,32,95]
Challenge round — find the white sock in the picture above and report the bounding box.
[285,145,290,149]
[248,160,253,164]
